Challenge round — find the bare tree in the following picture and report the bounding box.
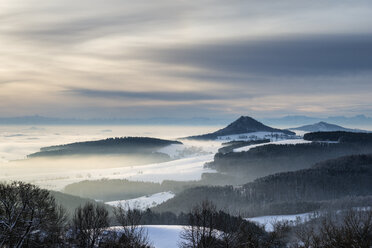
[71,202,110,248]
[112,203,153,248]
[292,209,372,248]
[180,200,219,248]
[0,181,67,247]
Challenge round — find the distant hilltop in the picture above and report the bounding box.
[290,121,368,133]
[186,116,295,140]
[261,114,372,127]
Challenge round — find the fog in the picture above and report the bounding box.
[0,125,222,191]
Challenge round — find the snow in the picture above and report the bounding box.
[146,225,184,248]
[217,131,295,142]
[234,139,312,152]
[108,225,184,248]
[157,142,213,159]
[246,212,315,232]
[105,191,175,210]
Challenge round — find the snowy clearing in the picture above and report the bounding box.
[105,191,175,210]
[217,131,296,142]
[146,225,184,248]
[234,139,312,152]
[109,225,184,248]
[157,143,212,159]
[246,212,316,232]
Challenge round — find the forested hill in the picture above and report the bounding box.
[28,137,182,158]
[186,116,295,140]
[304,131,372,143]
[243,154,372,203]
[206,141,372,181]
[155,154,372,216]
[290,121,364,132]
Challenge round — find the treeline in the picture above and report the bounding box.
[63,175,242,202]
[241,154,372,204]
[155,154,372,216]
[206,142,372,181]
[304,131,372,143]
[0,182,272,248]
[2,181,372,248]
[64,179,208,202]
[218,139,270,154]
[28,136,181,158]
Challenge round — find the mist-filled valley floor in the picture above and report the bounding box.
[0,125,220,190]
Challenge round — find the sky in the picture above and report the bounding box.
[1,0,372,119]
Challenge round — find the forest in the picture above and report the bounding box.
[2,181,371,248]
[206,140,372,181]
[304,131,372,143]
[155,154,372,216]
[27,137,181,158]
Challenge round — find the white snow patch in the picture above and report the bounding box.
[157,142,212,159]
[146,225,184,248]
[234,139,312,152]
[108,225,184,248]
[246,212,315,232]
[105,192,175,210]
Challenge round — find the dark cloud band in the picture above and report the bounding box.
[143,34,372,77]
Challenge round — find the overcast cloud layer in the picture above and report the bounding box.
[1,0,372,119]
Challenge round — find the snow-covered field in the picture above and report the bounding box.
[246,212,316,232]
[157,143,214,159]
[146,225,184,248]
[234,139,312,152]
[217,131,296,142]
[105,191,175,210]
[109,225,184,248]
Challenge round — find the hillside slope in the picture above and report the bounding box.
[291,121,365,132]
[155,154,372,216]
[187,116,295,140]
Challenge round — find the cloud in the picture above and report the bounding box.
[66,88,229,102]
[1,0,372,118]
[141,34,372,77]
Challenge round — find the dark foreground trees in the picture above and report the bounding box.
[179,200,285,248]
[0,182,152,247]
[0,181,67,247]
[71,202,110,247]
[2,181,372,248]
[292,209,372,248]
[100,204,153,248]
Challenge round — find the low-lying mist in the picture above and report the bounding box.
[0,125,222,191]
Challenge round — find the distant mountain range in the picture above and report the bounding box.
[187,116,295,140]
[0,115,230,126]
[1,114,372,128]
[290,121,368,132]
[261,114,372,127]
